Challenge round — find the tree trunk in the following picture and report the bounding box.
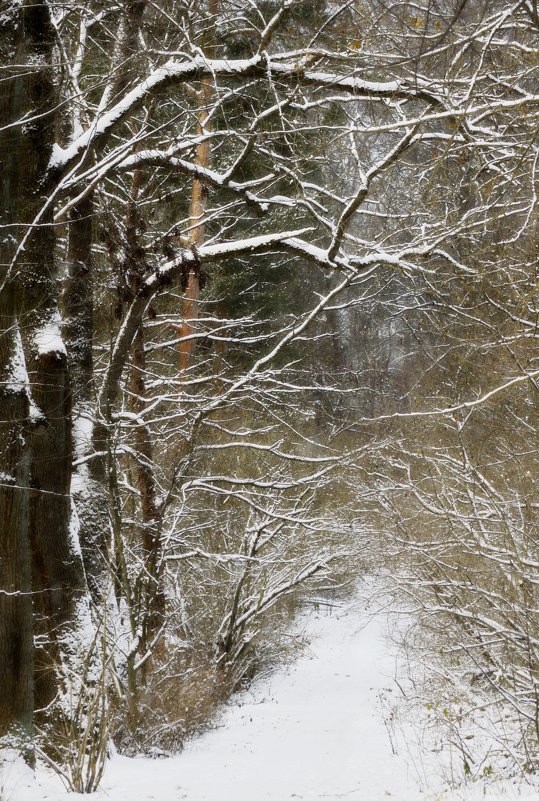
[69,0,148,599]
[130,326,165,654]
[0,1,33,743]
[1,1,87,724]
[178,0,218,372]
[64,196,95,404]
[0,310,33,740]
[63,194,111,597]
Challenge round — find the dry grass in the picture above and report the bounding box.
[111,645,229,754]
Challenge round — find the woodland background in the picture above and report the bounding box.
[0,0,538,790]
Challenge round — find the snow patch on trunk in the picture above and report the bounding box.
[68,496,83,560]
[5,323,45,422]
[33,311,67,358]
[72,409,94,460]
[6,324,28,393]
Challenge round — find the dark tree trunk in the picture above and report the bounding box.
[130,326,165,653]
[63,194,110,596]
[0,1,34,743]
[18,0,87,712]
[0,308,33,740]
[1,0,87,727]
[64,196,95,403]
[68,0,149,599]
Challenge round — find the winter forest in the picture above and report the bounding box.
[0,0,538,797]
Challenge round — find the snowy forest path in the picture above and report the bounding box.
[153,601,423,801]
[7,592,537,801]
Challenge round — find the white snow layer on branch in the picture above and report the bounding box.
[47,54,408,172]
[145,228,315,286]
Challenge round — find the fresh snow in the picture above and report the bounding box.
[3,594,537,801]
[33,312,67,357]
[47,56,406,173]
[6,326,28,393]
[5,324,44,421]
[72,410,94,460]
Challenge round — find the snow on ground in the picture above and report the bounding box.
[3,594,538,801]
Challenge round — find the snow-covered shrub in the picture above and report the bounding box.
[36,603,110,793]
[369,423,539,776]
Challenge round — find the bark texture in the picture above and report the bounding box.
[1,0,87,730]
[0,1,33,741]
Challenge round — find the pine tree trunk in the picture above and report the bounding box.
[178,0,218,372]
